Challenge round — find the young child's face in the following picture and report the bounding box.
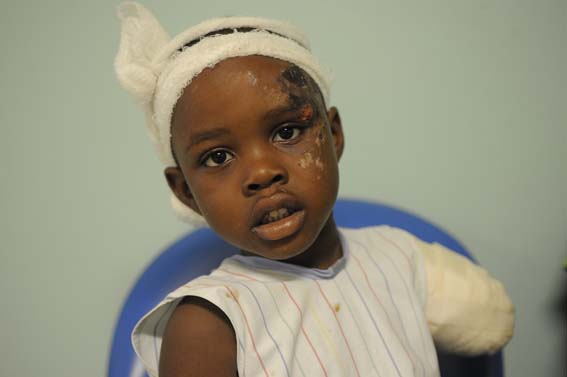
[166,55,344,261]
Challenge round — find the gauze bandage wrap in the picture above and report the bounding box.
[114,2,332,226]
[415,239,515,355]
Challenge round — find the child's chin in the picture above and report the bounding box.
[251,231,319,261]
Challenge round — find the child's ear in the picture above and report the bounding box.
[164,167,202,215]
[326,106,345,161]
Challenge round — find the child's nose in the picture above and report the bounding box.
[242,156,288,196]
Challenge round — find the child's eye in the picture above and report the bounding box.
[202,150,234,167]
[273,126,301,142]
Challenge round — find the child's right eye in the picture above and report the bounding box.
[201,150,234,167]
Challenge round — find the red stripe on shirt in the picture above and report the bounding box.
[351,253,417,374]
[282,282,329,377]
[315,280,362,377]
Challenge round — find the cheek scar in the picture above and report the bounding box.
[298,150,325,173]
[298,152,313,168]
[314,157,324,170]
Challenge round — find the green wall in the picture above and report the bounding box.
[1,0,565,376]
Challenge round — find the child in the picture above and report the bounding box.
[115,3,515,376]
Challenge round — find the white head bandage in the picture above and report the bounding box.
[115,2,332,226]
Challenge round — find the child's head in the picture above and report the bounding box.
[115,3,344,260]
[166,55,344,259]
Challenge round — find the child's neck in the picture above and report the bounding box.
[242,215,342,269]
[284,215,343,269]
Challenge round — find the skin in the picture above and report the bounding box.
[161,55,345,377]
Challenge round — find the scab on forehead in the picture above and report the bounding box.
[278,64,325,113]
[281,65,309,88]
[299,104,314,121]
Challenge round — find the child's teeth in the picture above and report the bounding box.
[263,208,291,224]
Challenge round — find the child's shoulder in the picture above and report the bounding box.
[340,224,423,257]
[340,225,426,282]
[131,271,241,376]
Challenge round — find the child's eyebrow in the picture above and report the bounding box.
[263,104,297,121]
[263,101,312,122]
[186,128,230,151]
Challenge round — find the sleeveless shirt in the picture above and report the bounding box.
[132,226,441,377]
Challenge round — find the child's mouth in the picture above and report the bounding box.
[253,207,306,241]
[261,207,296,224]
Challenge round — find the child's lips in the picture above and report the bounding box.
[252,210,306,241]
[250,193,304,240]
[251,193,299,222]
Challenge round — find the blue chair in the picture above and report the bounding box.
[108,198,504,377]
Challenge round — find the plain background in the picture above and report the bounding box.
[1,0,565,376]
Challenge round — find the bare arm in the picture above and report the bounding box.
[159,296,238,377]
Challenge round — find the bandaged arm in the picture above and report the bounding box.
[415,240,515,355]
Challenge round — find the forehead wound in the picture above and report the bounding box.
[278,64,325,110]
[281,65,308,87]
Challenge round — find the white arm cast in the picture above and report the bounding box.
[416,239,515,355]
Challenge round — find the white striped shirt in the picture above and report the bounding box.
[133,226,441,377]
